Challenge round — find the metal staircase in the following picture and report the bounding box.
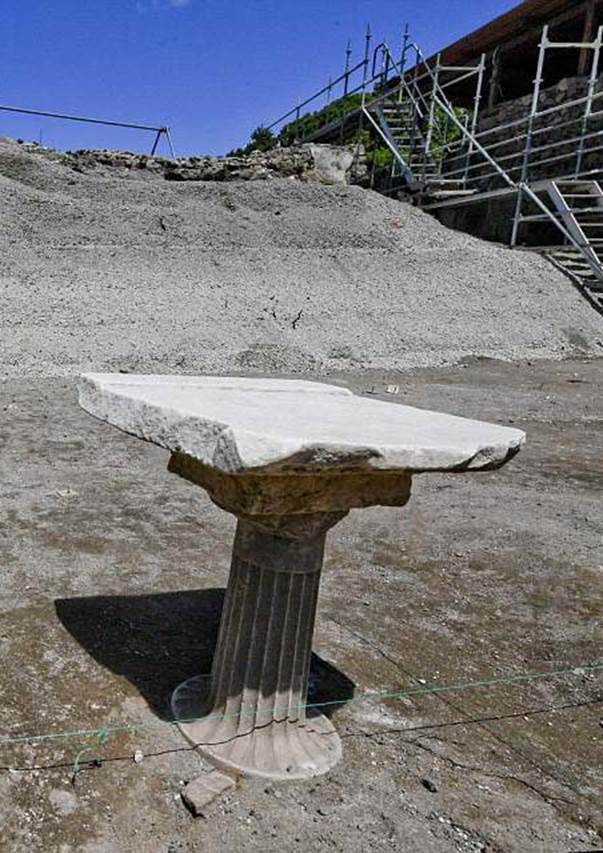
[364,45,603,297]
[355,44,483,202]
[267,31,603,308]
[548,249,603,311]
[377,99,438,178]
[370,97,472,199]
[515,180,603,311]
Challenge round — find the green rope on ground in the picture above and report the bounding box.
[70,727,111,783]
[0,662,600,750]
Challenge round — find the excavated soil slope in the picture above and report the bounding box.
[1,138,601,378]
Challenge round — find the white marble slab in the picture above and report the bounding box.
[78,373,525,473]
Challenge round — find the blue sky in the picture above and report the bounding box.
[2,0,518,156]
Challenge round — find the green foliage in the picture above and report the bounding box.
[249,126,277,152]
[369,147,394,168]
[227,126,276,157]
[277,94,364,146]
[230,94,468,185]
[275,96,393,171]
[230,93,370,157]
[429,106,467,163]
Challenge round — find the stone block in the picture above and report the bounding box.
[181,771,236,818]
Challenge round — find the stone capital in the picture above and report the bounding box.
[167,451,413,522]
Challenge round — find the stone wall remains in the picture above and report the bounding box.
[13,141,365,186]
[444,75,603,190]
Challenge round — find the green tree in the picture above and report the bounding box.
[227,126,276,157]
[248,126,276,152]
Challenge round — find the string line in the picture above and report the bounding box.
[0,661,600,749]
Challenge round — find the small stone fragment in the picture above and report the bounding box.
[49,788,79,815]
[181,771,236,818]
[133,750,144,764]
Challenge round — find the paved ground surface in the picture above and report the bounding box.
[1,136,603,379]
[1,357,601,852]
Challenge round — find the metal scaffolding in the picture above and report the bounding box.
[265,23,603,307]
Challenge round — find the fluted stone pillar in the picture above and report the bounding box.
[172,513,344,779]
[168,451,412,780]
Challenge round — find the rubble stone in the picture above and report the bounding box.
[181,772,236,818]
[33,142,363,185]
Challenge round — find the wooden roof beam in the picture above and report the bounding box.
[579,0,598,74]
[435,0,600,66]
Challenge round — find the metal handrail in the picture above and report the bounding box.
[441,126,603,183]
[399,39,516,189]
[0,103,175,156]
[448,86,603,149]
[262,26,603,278]
[265,59,367,132]
[375,42,428,119]
[445,144,603,187]
[398,38,603,275]
[444,111,595,160]
[362,107,413,181]
[264,37,470,157]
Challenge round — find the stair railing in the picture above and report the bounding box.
[264,32,603,279]
[362,105,414,185]
[402,40,516,191]
[368,42,432,182]
[370,42,427,120]
[399,39,603,277]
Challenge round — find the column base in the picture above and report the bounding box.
[171,675,342,781]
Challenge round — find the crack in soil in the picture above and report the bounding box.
[328,617,590,803]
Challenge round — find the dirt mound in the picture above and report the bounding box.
[0,137,601,378]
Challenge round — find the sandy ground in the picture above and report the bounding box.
[1,137,603,379]
[1,136,602,851]
[1,357,601,852]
